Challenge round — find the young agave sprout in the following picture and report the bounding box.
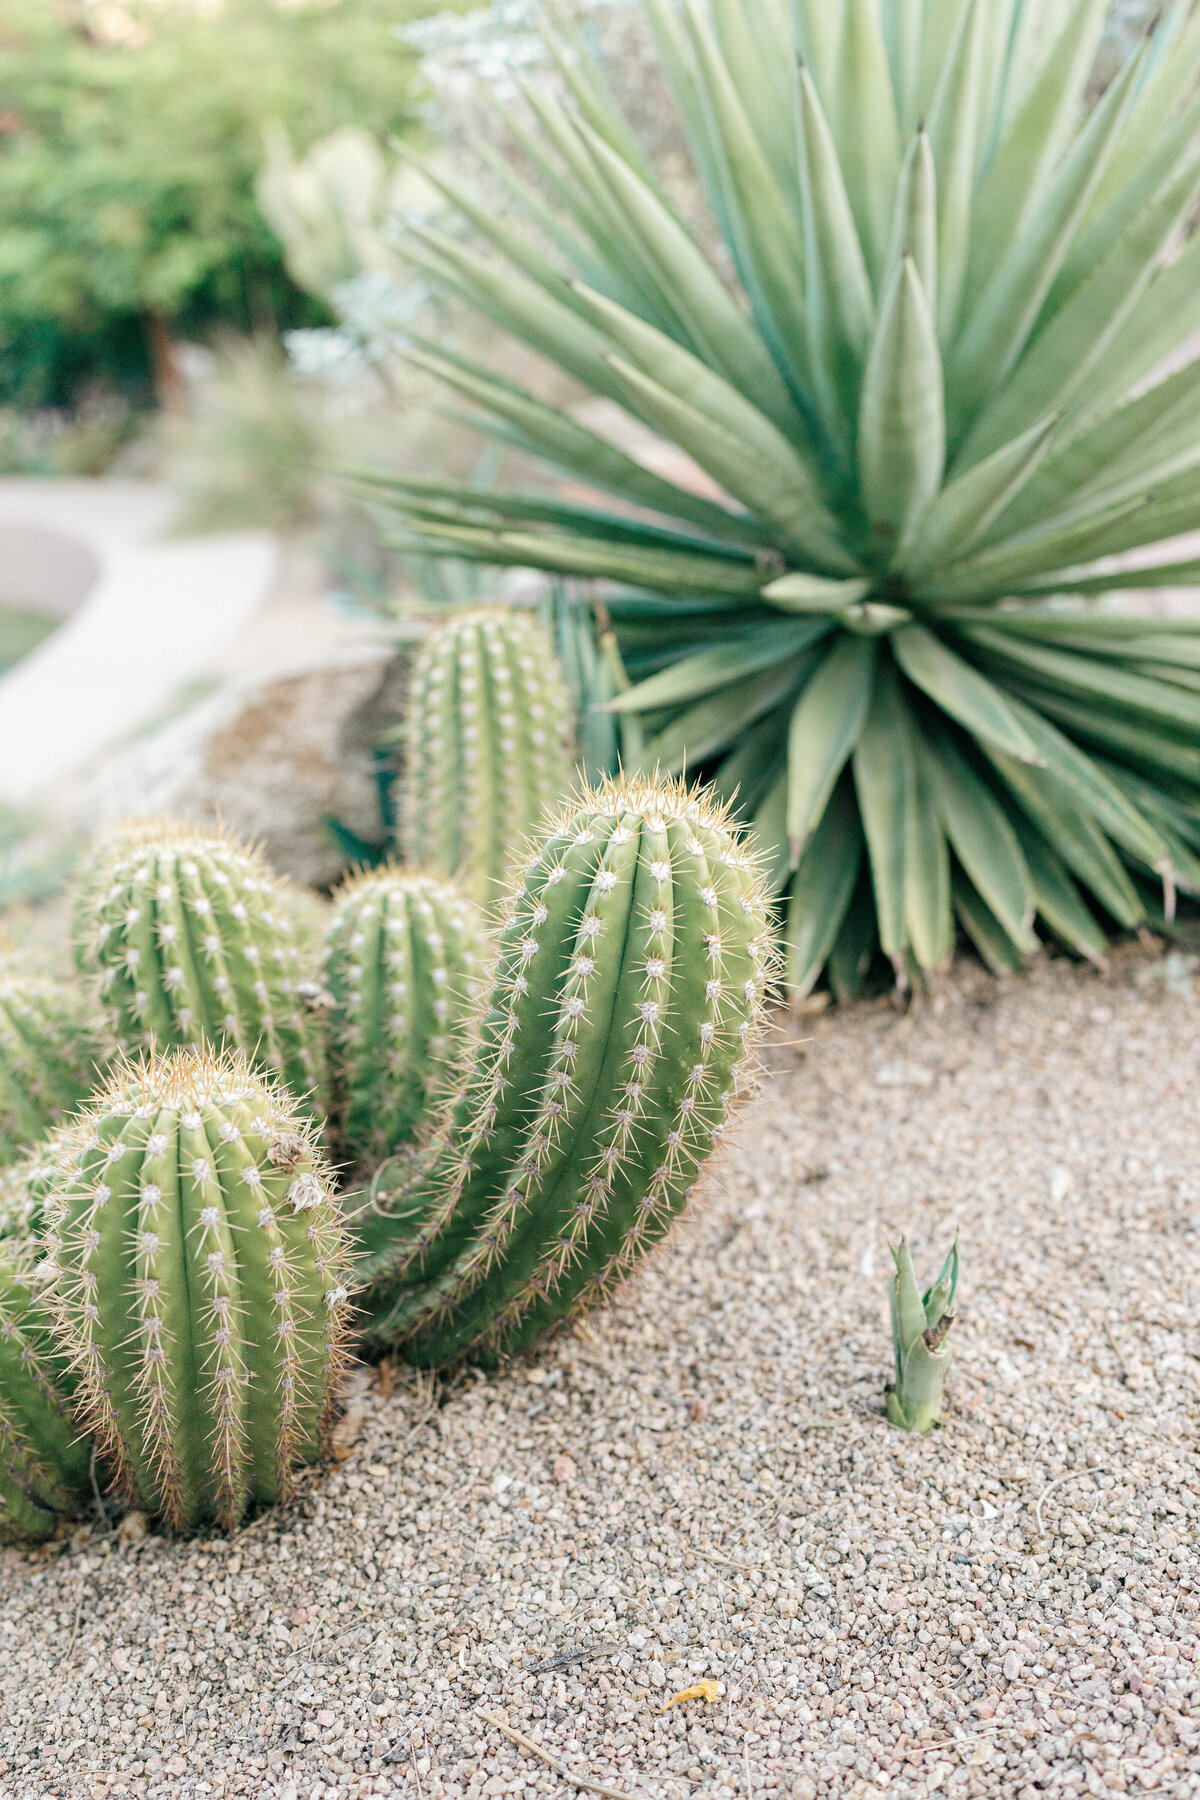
[886,1236,959,1434]
[364,0,1200,997]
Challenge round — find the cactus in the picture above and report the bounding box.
[355,775,772,1367]
[39,1053,351,1531]
[0,964,107,1165]
[72,822,327,1112]
[885,1237,959,1435]
[398,609,575,910]
[324,868,489,1175]
[0,1235,91,1543]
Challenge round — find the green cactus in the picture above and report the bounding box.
[324,868,489,1175]
[72,822,327,1111]
[355,775,772,1367]
[0,1156,46,1243]
[0,1235,92,1543]
[0,964,107,1166]
[885,1236,959,1435]
[398,608,575,910]
[39,1052,352,1531]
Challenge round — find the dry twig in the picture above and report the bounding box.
[477,1709,652,1800]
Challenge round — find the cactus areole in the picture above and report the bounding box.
[39,1054,351,1532]
[355,776,773,1367]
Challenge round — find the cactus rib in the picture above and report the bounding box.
[0,965,106,1166]
[0,1236,91,1543]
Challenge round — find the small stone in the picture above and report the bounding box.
[552,1454,577,1486]
[316,1710,337,1728]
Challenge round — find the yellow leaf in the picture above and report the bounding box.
[658,1679,723,1714]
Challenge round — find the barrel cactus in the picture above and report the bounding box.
[39,1053,352,1531]
[324,868,489,1175]
[0,964,107,1165]
[0,1236,91,1543]
[398,609,575,910]
[354,775,772,1367]
[73,823,327,1110]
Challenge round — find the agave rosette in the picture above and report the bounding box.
[361,0,1200,994]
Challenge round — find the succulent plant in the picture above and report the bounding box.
[354,774,772,1367]
[0,965,107,1166]
[73,823,327,1111]
[0,1235,92,1543]
[39,1053,351,1531]
[397,609,576,910]
[323,868,489,1173]
[885,1236,958,1434]
[363,0,1200,995]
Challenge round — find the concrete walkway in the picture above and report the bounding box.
[0,480,278,805]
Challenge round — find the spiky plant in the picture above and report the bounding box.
[0,1235,92,1542]
[73,823,327,1110]
[363,0,1200,995]
[397,609,576,910]
[323,868,489,1173]
[37,1053,351,1531]
[353,774,772,1367]
[886,1236,958,1434]
[0,964,107,1165]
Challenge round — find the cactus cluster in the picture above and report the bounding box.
[398,609,575,910]
[73,823,327,1110]
[355,776,772,1365]
[39,1055,351,1531]
[0,964,106,1165]
[0,1234,91,1543]
[324,869,488,1172]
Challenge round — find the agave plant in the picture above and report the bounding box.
[360,0,1200,995]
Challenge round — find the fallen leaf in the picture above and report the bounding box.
[658,1679,723,1714]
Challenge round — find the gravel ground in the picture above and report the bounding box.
[1,948,1198,1800]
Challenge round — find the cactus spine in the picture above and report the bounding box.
[0,965,106,1165]
[0,1237,91,1542]
[73,823,327,1111]
[356,776,772,1366]
[399,609,575,909]
[40,1053,351,1531]
[324,869,489,1174]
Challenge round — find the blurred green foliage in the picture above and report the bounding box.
[0,0,429,410]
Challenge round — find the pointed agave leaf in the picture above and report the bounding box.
[892,625,1043,764]
[786,777,864,999]
[923,492,1157,601]
[1019,686,1200,789]
[883,0,926,135]
[710,0,799,197]
[641,652,816,773]
[833,0,902,283]
[828,870,879,1001]
[983,747,1145,928]
[884,130,938,318]
[966,630,1200,739]
[852,660,913,968]
[952,871,1027,975]
[921,731,1036,950]
[747,769,792,897]
[1016,822,1111,965]
[904,719,955,973]
[858,257,946,553]
[787,636,878,861]
[711,707,789,815]
[1064,231,1200,438]
[762,572,872,613]
[926,0,987,342]
[389,519,766,597]
[905,415,1059,577]
[797,66,875,449]
[543,13,666,194]
[793,0,842,106]
[603,618,831,712]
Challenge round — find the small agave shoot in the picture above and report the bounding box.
[73,822,327,1111]
[365,0,1200,997]
[0,1236,92,1543]
[354,774,773,1367]
[397,609,576,911]
[885,1236,958,1434]
[39,1053,351,1531]
[323,868,489,1174]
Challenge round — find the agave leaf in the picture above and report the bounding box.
[922,731,1036,950]
[787,636,878,861]
[892,624,1042,764]
[884,130,938,318]
[882,0,926,135]
[1061,230,1200,437]
[952,869,1026,974]
[710,0,799,197]
[542,10,666,194]
[925,492,1156,601]
[1021,559,1200,597]
[926,0,987,342]
[786,777,864,998]
[983,747,1145,928]
[828,872,879,1001]
[966,630,1200,739]
[602,617,830,712]
[641,652,815,773]
[858,257,945,552]
[793,0,842,105]
[852,659,913,969]
[1016,821,1110,965]
[762,572,872,613]
[1022,687,1200,789]
[906,415,1059,577]
[748,769,792,897]
[833,0,901,283]
[904,722,955,973]
[711,707,789,816]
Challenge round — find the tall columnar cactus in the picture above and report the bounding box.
[39,1054,351,1531]
[0,1236,92,1543]
[355,775,772,1367]
[324,869,489,1174]
[73,823,327,1111]
[399,609,575,910]
[0,964,107,1166]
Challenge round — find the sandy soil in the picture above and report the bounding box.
[1,948,1198,1800]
